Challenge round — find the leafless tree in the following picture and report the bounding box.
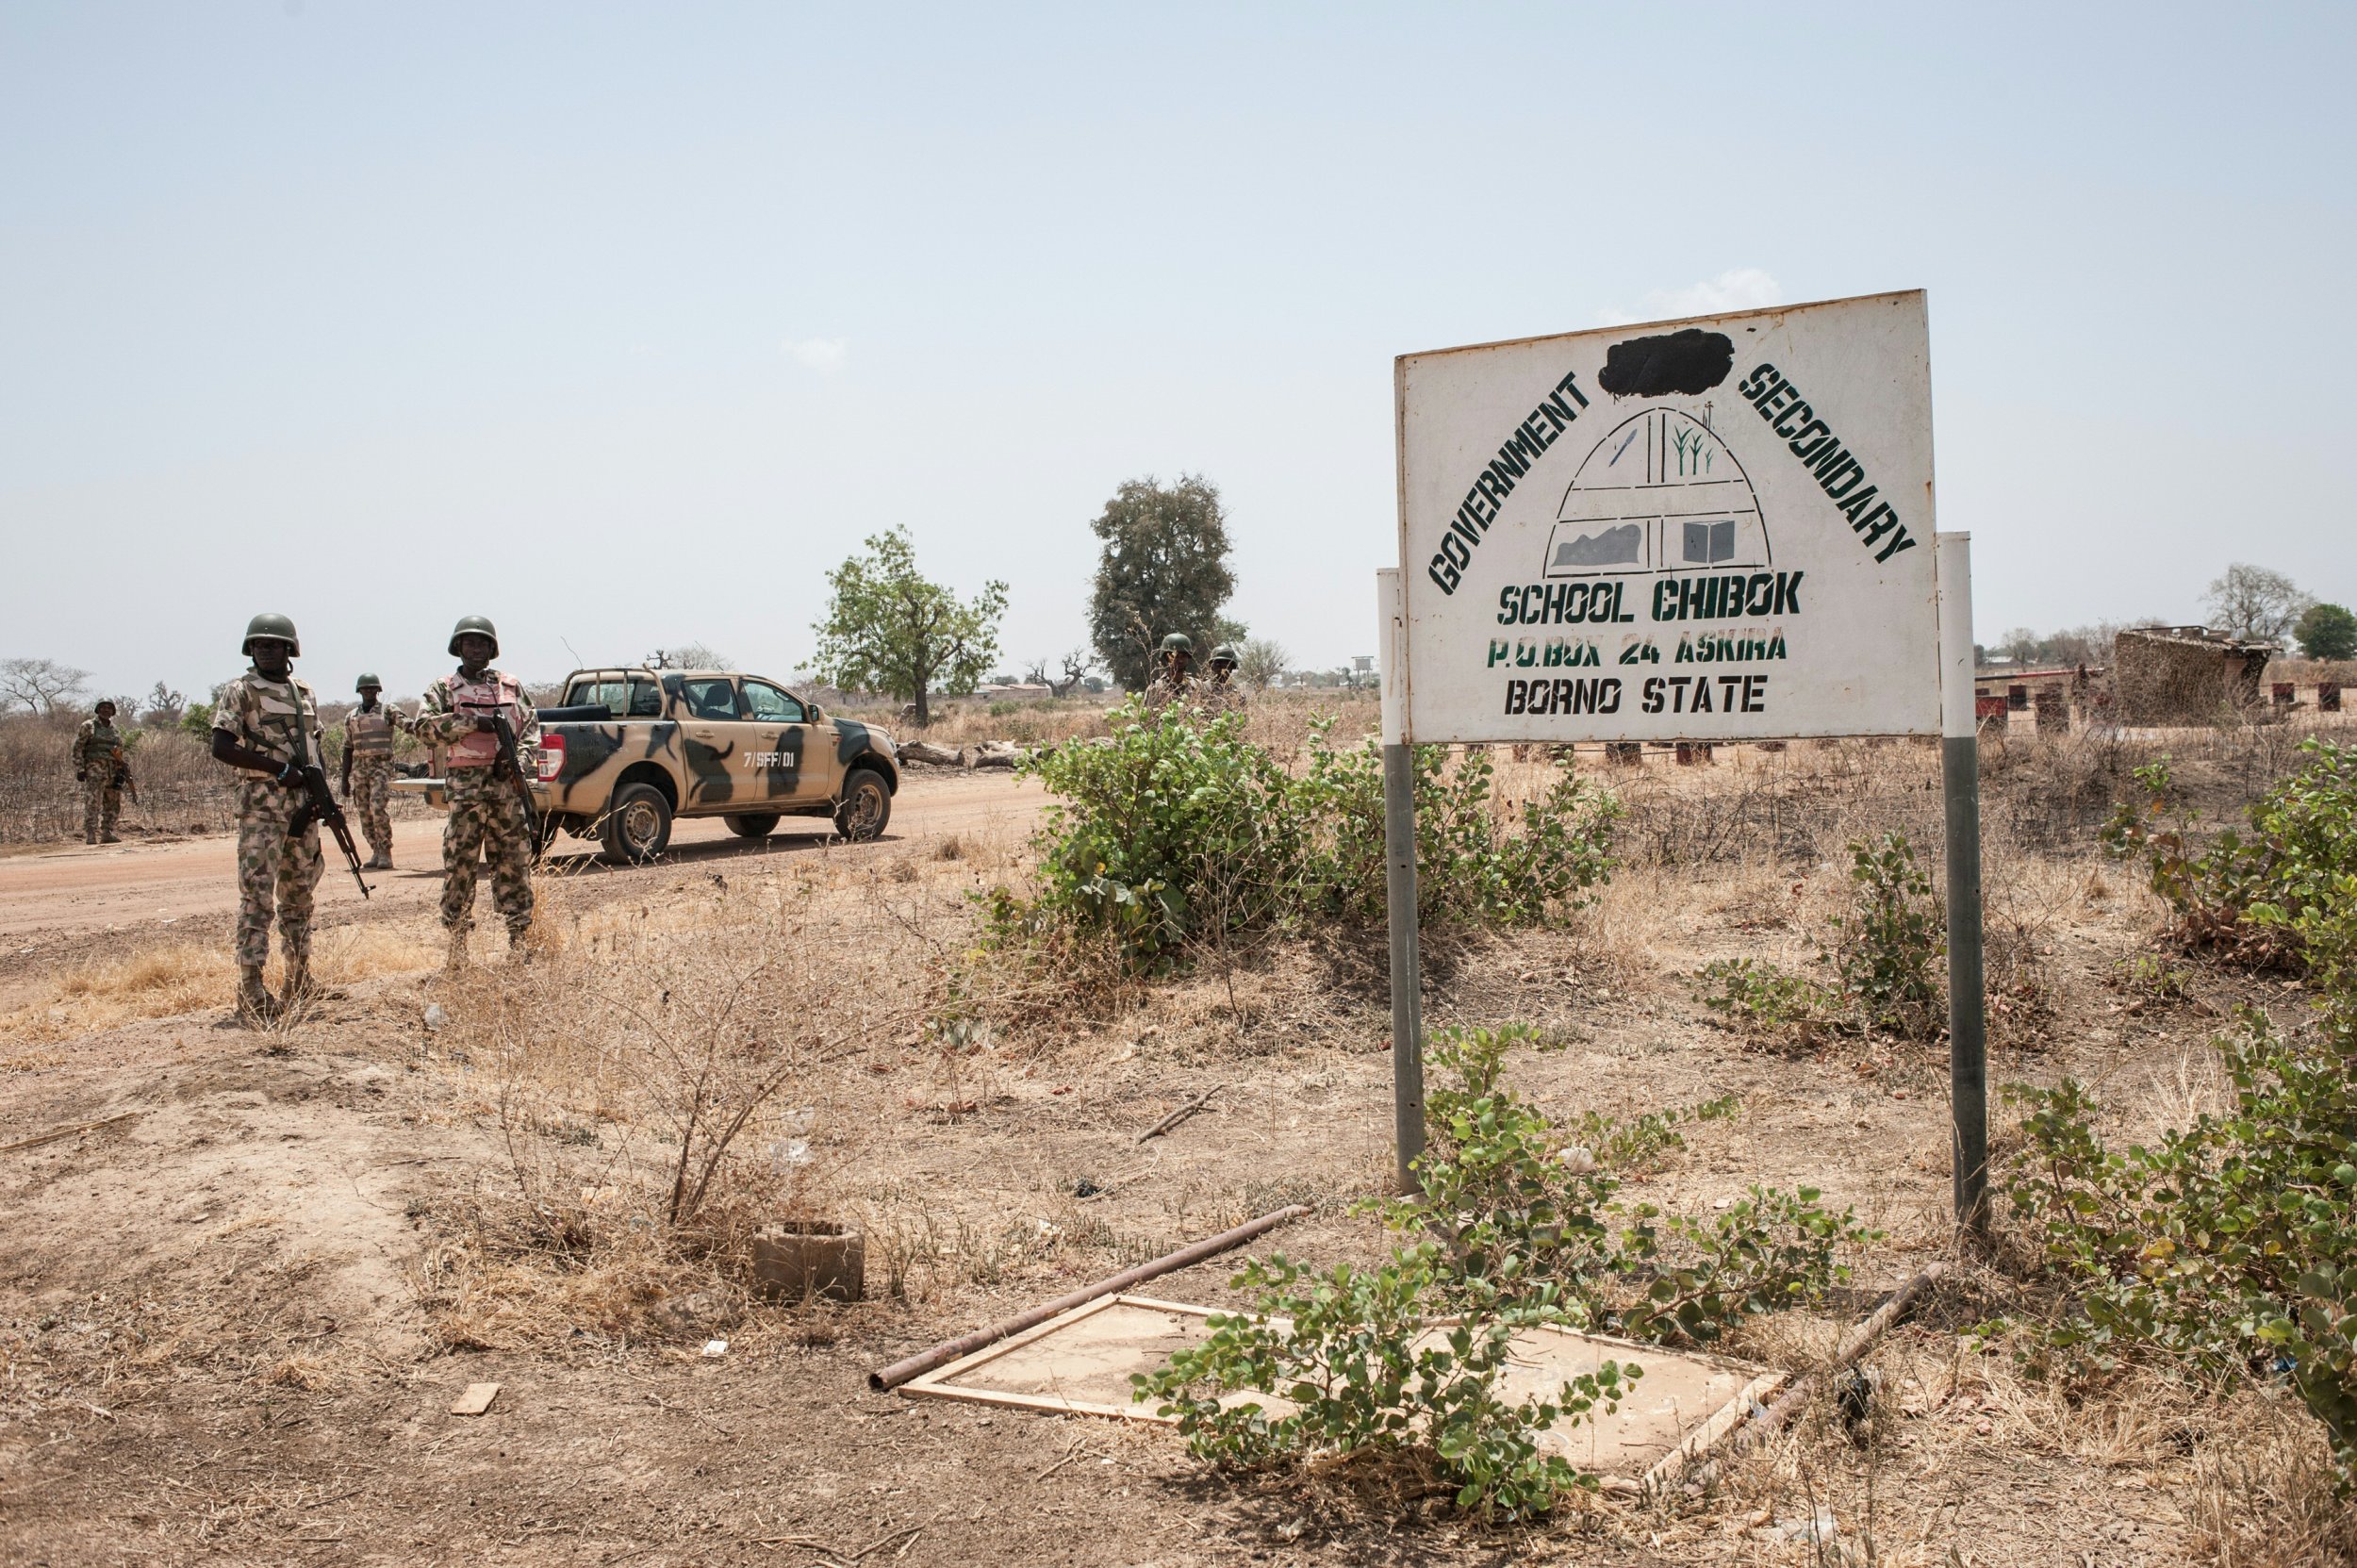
[0,657,92,715]
[140,682,187,727]
[1236,637,1289,690]
[649,643,732,670]
[1030,648,1092,699]
[2204,563,2311,642]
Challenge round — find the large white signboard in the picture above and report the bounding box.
[1394,290,1939,743]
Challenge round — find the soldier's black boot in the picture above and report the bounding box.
[281,965,344,1007]
[236,969,280,1027]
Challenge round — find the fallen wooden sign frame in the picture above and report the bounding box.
[897,1293,1785,1494]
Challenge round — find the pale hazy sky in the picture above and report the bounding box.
[3,2,2349,703]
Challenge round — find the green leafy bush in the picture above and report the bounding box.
[1131,1246,1635,1520]
[2103,741,2357,970]
[1693,956,1838,1041]
[1824,832,1945,1038]
[1006,703,1618,966]
[1288,720,1622,929]
[1690,837,1942,1045]
[1003,701,1297,964]
[1393,1026,1868,1343]
[2015,751,2357,1474]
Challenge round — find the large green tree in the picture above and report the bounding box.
[811,527,1008,724]
[1086,474,1237,690]
[2295,602,2357,662]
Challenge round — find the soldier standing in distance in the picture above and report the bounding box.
[413,616,538,966]
[208,615,327,1023]
[339,673,404,871]
[1144,633,1196,710]
[1203,642,1247,714]
[72,700,126,844]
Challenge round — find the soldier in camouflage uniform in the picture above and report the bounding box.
[338,673,405,871]
[413,616,539,966]
[1144,633,1197,711]
[208,615,326,1022]
[1202,642,1247,714]
[73,700,127,844]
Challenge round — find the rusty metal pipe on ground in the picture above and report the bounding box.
[866,1203,1312,1393]
[1687,1259,1949,1488]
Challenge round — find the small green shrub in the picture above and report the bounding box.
[1824,832,1945,1038]
[2114,951,2193,1002]
[2104,741,2357,970]
[1693,957,1838,1041]
[1392,1026,1868,1344]
[1131,1246,1635,1520]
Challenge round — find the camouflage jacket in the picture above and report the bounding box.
[1200,675,1246,713]
[212,668,324,776]
[416,668,540,771]
[1144,669,1195,710]
[73,718,124,775]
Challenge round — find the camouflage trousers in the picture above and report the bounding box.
[440,769,535,938]
[348,755,395,858]
[83,777,122,839]
[235,778,322,974]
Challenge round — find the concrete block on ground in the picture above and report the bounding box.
[754,1221,865,1303]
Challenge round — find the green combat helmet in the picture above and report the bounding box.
[447,615,500,659]
[354,673,381,691]
[1209,643,1240,669]
[242,613,301,656]
[1159,633,1195,660]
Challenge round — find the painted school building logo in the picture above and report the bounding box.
[1543,406,1770,580]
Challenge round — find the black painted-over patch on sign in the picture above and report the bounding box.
[1598,329,1735,399]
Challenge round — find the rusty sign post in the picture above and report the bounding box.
[1385,290,1987,1236]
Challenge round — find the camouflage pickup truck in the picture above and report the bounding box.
[400,667,899,863]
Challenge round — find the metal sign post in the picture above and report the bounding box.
[1376,569,1426,1193]
[1936,532,1989,1237]
[1384,290,1986,1235]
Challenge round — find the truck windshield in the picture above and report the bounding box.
[569,677,662,718]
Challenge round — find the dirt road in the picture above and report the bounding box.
[0,770,1043,938]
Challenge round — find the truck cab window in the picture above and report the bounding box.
[681,678,742,720]
[742,680,805,724]
[568,678,632,718]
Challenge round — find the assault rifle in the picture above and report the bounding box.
[284,723,371,899]
[460,701,544,863]
[109,749,136,805]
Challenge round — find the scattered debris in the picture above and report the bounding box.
[450,1382,501,1416]
[1136,1081,1228,1144]
[2,1110,140,1156]
[702,1339,729,1358]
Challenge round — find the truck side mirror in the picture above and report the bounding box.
[806,704,822,723]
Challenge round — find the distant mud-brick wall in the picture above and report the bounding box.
[2114,628,2272,725]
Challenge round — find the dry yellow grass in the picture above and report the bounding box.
[0,924,441,1044]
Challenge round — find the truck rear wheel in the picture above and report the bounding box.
[833,767,891,842]
[725,813,781,839]
[601,783,673,864]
